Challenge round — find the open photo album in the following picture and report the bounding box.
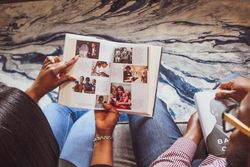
[58,34,162,117]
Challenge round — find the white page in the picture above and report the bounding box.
[109,44,149,114]
[59,34,162,116]
[59,34,116,109]
[146,46,162,116]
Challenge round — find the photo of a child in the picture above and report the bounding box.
[95,95,108,109]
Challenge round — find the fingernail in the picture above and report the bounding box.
[74,55,79,60]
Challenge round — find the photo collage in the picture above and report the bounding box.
[73,40,110,109]
[71,40,148,110]
[110,47,148,110]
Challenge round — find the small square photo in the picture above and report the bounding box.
[76,40,100,59]
[72,76,96,94]
[95,95,108,109]
[123,65,147,83]
[91,61,110,77]
[110,83,131,110]
[113,47,133,64]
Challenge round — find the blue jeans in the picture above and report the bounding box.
[129,98,182,167]
[43,99,197,167]
[43,104,95,167]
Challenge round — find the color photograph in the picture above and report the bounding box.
[123,65,147,83]
[110,83,131,110]
[91,61,110,77]
[72,76,96,94]
[95,95,108,109]
[76,40,100,59]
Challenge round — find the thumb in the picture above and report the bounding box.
[215,89,236,99]
[103,103,119,122]
[218,81,233,90]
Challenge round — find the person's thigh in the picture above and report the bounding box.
[129,98,182,167]
[42,103,88,151]
[60,110,95,167]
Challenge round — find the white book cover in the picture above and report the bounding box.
[194,90,236,157]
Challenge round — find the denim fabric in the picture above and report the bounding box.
[43,104,95,167]
[128,98,183,167]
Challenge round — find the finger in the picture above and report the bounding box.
[103,103,119,122]
[43,56,61,67]
[215,89,236,99]
[103,103,113,110]
[103,103,119,115]
[218,81,234,90]
[55,55,79,73]
[47,56,56,63]
[44,56,52,64]
[56,75,76,86]
[54,56,61,63]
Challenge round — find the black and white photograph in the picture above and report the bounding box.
[113,47,133,64]
[76,40,100,59]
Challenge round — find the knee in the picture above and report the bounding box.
[43,103,64,113]
[42,103,72,118]
[155,98,168,109]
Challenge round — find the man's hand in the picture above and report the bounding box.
[184,112,203,145]
[26,55,79,102]
[216,76,250,102]
[95,103,119,136]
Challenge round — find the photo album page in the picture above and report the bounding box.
[59,34,152,116]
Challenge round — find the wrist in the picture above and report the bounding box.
[94,136,113,143]
[95,129,114,137]
[25,85,42,102]
[184,131,202,145]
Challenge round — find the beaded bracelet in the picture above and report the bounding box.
[94,136,113,142]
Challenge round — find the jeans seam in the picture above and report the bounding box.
[62,115,71,146]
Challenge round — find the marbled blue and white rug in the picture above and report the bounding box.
[0,0,249,122]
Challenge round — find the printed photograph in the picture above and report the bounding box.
[123,65,148,83]
[110,83,131,110]
[76,40,100,59]
[95,95,108,109]
[113,47,133,64]
[72,76,96,94]
[91,61,110,77]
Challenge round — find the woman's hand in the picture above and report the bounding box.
[95,103,119,136]
[216,76,250,102]
[184,112,203,145]
[26,55,79,102]
[91,104,119,166]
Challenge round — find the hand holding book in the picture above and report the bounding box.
[26,55,79,102]
[216,76,250,102]
[183,112,203,145]
[91,104,119,167]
